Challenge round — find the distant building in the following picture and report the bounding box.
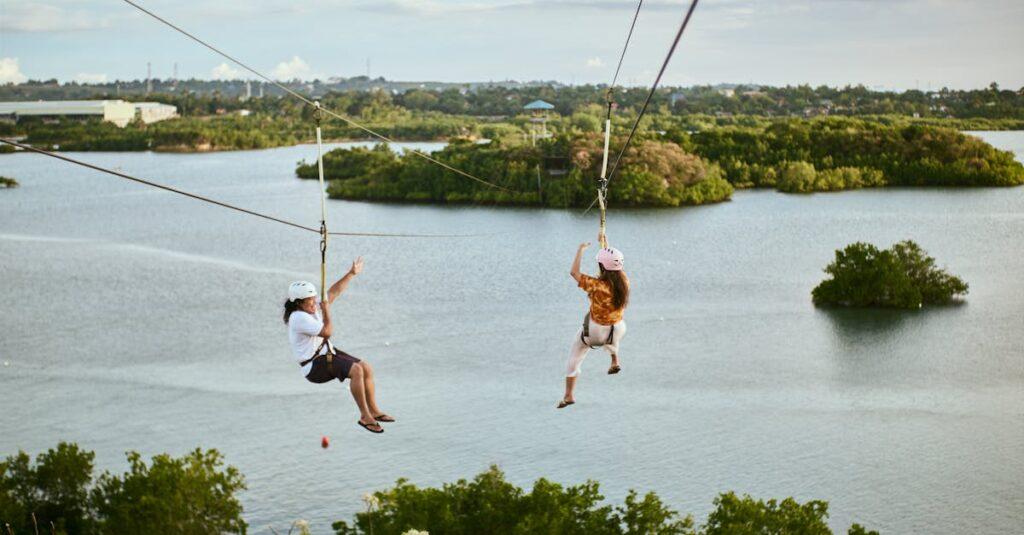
[0,100,136,127]
[717,88,735,98]
[0,100,177,127]
[132,102,178,123]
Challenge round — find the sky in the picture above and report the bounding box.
[1,0,1022,90]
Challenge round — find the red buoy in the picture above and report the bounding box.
[321,436,330,449]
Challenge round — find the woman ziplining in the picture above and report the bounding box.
[559,235,630,409]
[284,260,394,434]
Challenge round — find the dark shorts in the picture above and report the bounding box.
[305,350,362,384]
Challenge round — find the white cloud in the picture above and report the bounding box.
[0,58,28,84]
[585,57,604,68]
[0,3,112,32]
[272,56,312,80]
[211,62,242,80]
[74,72,108,84]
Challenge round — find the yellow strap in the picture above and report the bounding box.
[598,117,612,249]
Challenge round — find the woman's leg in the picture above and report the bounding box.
[563,335,590,403]
[359,360,385,417]
[346,363,377,425]
[606,321,627,372]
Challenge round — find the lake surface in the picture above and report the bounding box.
[1,135,1022,534]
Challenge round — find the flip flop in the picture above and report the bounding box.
[358,420,384,434]
[374,414,396,423]
[557,400,575,409]
[608,365,621,375]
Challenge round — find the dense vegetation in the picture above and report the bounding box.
[315,136,733,207]
[0,108,498,152]
[813,240,969,308]
[0,176,18,188]
[300,115,1023,206]
[332,465,875,535]
[0,442,246,534]
[4,444,879,534]
[4,78,1024,121]
[676,117,1024,191]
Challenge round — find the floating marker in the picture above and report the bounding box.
[321,436,330,449]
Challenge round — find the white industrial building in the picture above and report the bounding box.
[0,100,178,127]
[133,102,178,123]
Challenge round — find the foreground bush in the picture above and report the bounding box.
[813,240,968,308]
[0,176,18,188]
[332,466,875,535]
[0,442,246,534]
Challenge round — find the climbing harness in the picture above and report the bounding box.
[580,313,615,349]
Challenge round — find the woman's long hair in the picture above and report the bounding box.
[283,299,302,324]
[599,265,629,310]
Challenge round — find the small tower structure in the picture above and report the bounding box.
[523,99,554,145]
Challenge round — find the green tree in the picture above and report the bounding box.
[1,443,246,535]
[812,240,968,308]
[704,492,833,535]
[0,442,95,534]
[91,449,246,535]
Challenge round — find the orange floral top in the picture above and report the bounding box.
[578,273,629,325]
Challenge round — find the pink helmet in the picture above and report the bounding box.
[597,247,624,271]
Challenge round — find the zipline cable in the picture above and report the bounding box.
[610,0,644,90]
[0,139,477,239]
[586,0,700,216]
[597,0,643,247]
[119,0,517,194]
[606,0,700,188]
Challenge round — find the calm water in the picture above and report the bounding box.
[1,135,1022,534]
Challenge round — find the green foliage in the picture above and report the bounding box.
[686,117,1024,190]
[91,449,246,535]
[331,465,693,535]
[776,163,885,193]
[704,492,834,535]
[297,144,400,179]
[0,442,96,534]
[332,467,875,535]
[0,176,18,188]
[812,240,969,308]
[324,135,732,208]
[1,443,246,535]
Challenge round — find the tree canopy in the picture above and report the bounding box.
[813,240,969,308]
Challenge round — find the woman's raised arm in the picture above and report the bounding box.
[570,243,590,282]
[327,256,364,305]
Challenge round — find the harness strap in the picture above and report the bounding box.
[298,337,334,371]
[580,312,615,349]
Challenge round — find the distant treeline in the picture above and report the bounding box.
[3,80,1024,121]
[301,117,1023,205]
[0,110,502,152]
[677,117,1024,190]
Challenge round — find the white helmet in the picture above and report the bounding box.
[287,281,318,302]
[597,247,624,271]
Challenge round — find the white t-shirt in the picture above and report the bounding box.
[288,308,333,377]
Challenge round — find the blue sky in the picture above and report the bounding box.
[1,0,1022,89]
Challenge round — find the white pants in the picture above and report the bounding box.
[565,319,627,377]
